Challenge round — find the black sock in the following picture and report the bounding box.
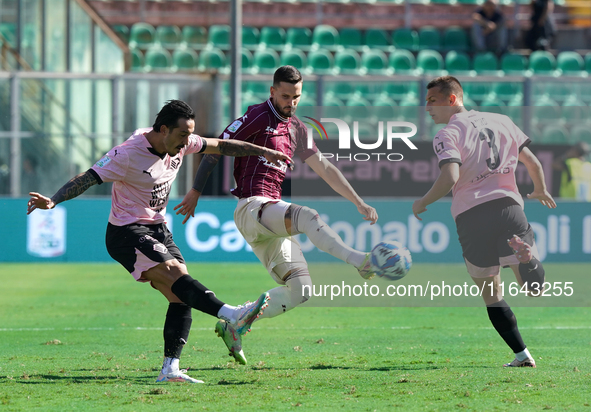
[163,303,192,359]
[486,300,526,353]
[170,275,225,317]
[519,257,545,292]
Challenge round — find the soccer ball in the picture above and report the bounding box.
[370,241,412,281]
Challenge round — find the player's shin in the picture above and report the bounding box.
[170,275,225,317]
[163,303,192,362]
[258,272,312,319]
[519,257,545,293]
[486,299,527,354]
[291,206,365,267]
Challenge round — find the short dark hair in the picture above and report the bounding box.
[152,100,195,132]
[273,65,303,87]
[427,76,464,102]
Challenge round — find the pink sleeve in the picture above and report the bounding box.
[433,130,462,168]
[91,146,129,183]
[183,134,205,155]
[509,118,531,149]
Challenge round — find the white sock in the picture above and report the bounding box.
[293,206,366,267]
[217,304,237,322]
[346,250,366,268]
[515,348,532,361]
[162,357,180,374]
[258,276,312,320]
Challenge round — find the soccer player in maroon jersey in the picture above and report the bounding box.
[175,66,379,359]
[413,76,556,367]
[27,100,293,382]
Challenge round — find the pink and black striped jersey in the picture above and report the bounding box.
[220,98,318,199]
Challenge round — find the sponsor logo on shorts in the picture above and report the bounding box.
[139,235,157,243]
[95,155,111,168]
[227,120,242,133]
[153,244,168,254]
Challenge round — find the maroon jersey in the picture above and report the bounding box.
[220,98,317,199]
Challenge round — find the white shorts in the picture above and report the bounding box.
[234,196,308,284]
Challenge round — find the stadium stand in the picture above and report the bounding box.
[260,26,286,50]
[416,49,445,74]
[334,49,362,74]
[364,28,394,52]
[392,28,419,51]
[181,26,208,49]
[281,49,307,68]
[143,46,172,72]
[445,51,472,75]
[285,27,313,51]
[172,47,199,72]
[155,25,182,49]
[129,22,155,50]
[312,25,340,52]
[442,26,470,52]
[389,49,418,74]
[418,26,441,51]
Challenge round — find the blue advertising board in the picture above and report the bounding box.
[1,197,590,263]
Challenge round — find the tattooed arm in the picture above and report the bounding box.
[202,138,293,168]
[27,170,98,214]
[174,137,295,224]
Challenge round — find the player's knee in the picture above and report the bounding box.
[292,206,324,236]
[518,257,545,295]
[285,267,312,304]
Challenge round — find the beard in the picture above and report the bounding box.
[274,100,295,118]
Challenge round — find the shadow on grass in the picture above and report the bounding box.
[216,379,257,386]
[2,374,154,384]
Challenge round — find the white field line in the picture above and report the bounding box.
[1,325,590,332]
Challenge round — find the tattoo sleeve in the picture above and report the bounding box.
[217,140,268,157]
[193,154,222,193]
[50,170,98,205]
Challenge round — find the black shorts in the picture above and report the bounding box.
[455,197,534,268]
[106,222,184,281]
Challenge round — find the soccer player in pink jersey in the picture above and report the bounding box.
[27,100,294,383]
[175,66,379,358]
[413,76,557,368]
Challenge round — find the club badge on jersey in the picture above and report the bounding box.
[228,120,243,133]
[95,155,112,168]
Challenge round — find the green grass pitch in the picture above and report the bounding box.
[0,262,590,411]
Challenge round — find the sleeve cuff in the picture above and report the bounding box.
[88,168,103,185]
[439,158,462,168]
[519,139,531,153]
[198,137,207,154]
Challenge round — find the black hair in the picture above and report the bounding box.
[152,100,195,133]
[427,76,464,101]
[273,65,303,87]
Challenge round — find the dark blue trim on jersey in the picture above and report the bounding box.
[88,168,103,185]
[439,158,462,168]
[519,138,531,153]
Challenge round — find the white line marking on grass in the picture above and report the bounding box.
[1,325,590,332]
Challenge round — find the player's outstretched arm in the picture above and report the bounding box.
[519,147,557,209]
[412,162,459,221]
[203,138,293,168]
[27,170,98,214]
[305,152,378,224]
